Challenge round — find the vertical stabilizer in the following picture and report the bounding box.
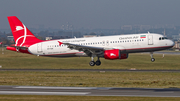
[7,16,42,46]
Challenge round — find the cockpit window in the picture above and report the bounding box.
[159,37,168,40]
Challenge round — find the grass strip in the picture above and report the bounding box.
[0,50,180,69]
[0,71,180,88]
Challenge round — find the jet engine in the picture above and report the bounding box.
[104,49,128,60]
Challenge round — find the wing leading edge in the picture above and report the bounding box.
[58,41,105,57]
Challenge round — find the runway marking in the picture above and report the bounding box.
[14,86,98,90]
[0,91,90,95]
[14,86,111,90]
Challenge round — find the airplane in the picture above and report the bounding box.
[6,16,174,66]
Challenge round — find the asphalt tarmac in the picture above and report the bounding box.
[0,69,180,72]
[0,86,180,97]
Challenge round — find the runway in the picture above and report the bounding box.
[0,86,180,97]
[1,69,180,72]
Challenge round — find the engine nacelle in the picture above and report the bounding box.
[104,49,128,60]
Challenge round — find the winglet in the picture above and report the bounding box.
[58,41,63,46]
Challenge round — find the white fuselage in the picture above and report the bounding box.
[28,33,174,57]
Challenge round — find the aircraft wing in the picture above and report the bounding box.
[61,42,105,57]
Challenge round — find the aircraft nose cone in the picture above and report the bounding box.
[170,40,175,47]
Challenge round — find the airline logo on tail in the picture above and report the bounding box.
[15,24,28,46]
[16,26,24,31]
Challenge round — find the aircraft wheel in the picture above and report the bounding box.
[95,60,101,66]
[151,58,155,62]
[89,61,95,66]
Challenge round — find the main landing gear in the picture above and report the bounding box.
[89,57,101,66]
[150,52,155,62]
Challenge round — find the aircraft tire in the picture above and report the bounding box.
[89,61,95,66]
[95,60,101,66]
[151,58,155,62]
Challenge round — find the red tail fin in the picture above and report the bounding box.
[7,16,42,47]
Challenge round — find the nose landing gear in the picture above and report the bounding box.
[150,52,155,62]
